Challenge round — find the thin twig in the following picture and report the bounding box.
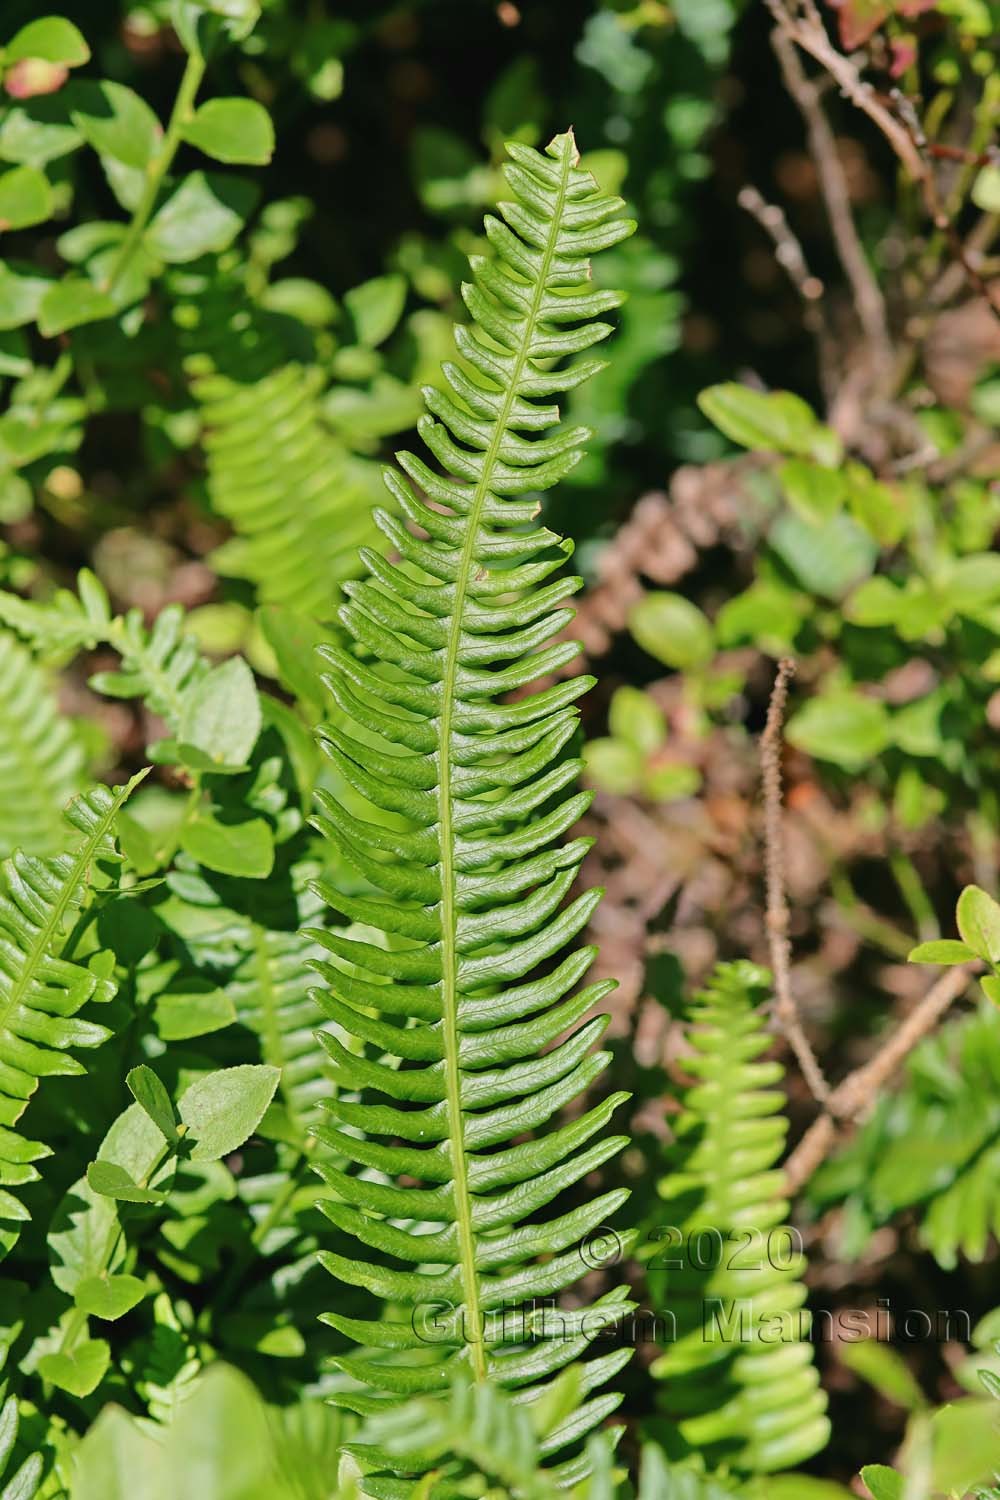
[761,658,831,1104]
[784,963,976,1192]
[771,28,893,378]
[737,183,838,400]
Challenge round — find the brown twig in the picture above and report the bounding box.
[737,183,838,400]
[761,658,832,1104]
[784,963,976,1192]
[770,28,893,379]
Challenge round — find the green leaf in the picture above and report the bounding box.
[180,814,274,878]
[345,273,407,348]
[145,171,258,263]
[956,885,1000,963]
[0,165,52,229]
[64,1403,161,1500]
[126,1065,178,1143]
[787,691,891,772]
[698,382,840,461]
[908,939,976,965]
[181,97,274,164]
[778,458,846,524]
[608,685,665,754]
[178,656,261,768]
[840,1339,926,1411]
[858,1469,903,1500]
[6,17,90,66]
[37,276,115,337]
[86,1161,165,1204]
[628,591,714,670]
[583,737,641,796]
[177,1064,280,1161]
[972,164,1000,213]
[69,80,160,171]
[981,974,1000,1010]
[257,606,335,708]
[152,982,236,1040]
[0,97,83,167]
[0,261,51,329]
[770,510,878,601]
[74,1273,147,1321]
[37,1338,110,1397]
[929,1398,1000,1493]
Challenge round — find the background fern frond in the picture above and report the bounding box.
[0,776,142,1254]
[650,961,830,1474]
[810,1000,1000,1271]
[177,269,382,620]
[311,127,635,1480]
[0,632,85,858]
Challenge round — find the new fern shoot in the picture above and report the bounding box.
[308,130,636,1485]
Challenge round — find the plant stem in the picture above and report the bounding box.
[101,50,206,296]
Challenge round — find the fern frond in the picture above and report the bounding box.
[0,631,85,858]
[177,271,381,619]
[0,776,142,1252]
[346,1371,617,1499]
[310,128,635,1476]
[651,962,830,1474]
[811,1000,1000,1270]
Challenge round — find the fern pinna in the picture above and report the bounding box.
[650,963,829,1474]
[309,131,635,1487]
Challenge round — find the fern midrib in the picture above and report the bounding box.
[0,790,121,1074]
[436,144,573,1383]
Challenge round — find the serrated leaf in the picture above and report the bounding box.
[181,97,274,164]
[37,1338,110,1397]
[956,885,1000,964]
[145,171,258,263]
[74,1273,146,1321]
[0,165,52,229]
[126,1066,177,1143]
[177,1064,280,1162]
[179,814,274,879]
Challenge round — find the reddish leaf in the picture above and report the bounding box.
[826,0,937,50]
[4,58,68,98]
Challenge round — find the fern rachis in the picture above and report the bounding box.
[310,129,635,1483]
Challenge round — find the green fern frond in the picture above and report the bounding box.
[177,271,381,619]
[0,776,142,1253]
[309,128,635,1476]
[650,961,830,1474]
[0,631,85,858]
[0,572,207,742]
[811,999,1000,1271]
[346,1371,616,1499]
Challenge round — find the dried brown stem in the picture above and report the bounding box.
[762,658,831,1104]
[737,183,838,399]
[770,28,892,378]
[784,963,976,1193]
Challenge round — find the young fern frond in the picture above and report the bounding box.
[310,130,635,1471]
[651,962,830,1474]
[0,632,85,858]
[177,271,380,620]
[0,778,142,1255]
